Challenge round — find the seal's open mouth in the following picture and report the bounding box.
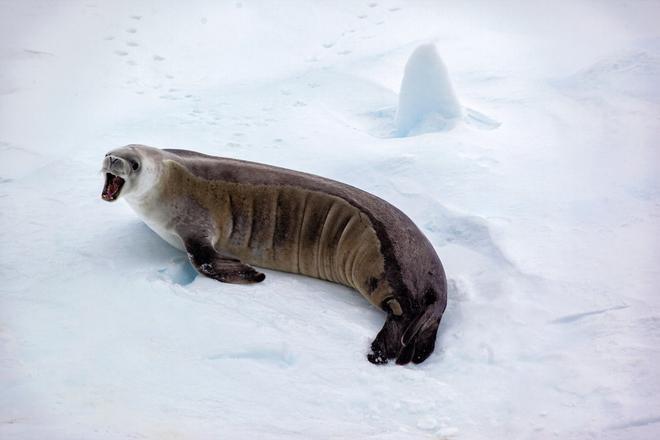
[101,173,125,201]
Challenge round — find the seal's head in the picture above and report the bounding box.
[100,144,162,202]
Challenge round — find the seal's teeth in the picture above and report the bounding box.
[102,173,125,201]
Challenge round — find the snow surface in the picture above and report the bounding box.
[1,1,660,439]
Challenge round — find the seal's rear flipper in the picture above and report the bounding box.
[396,305,443,365]
[183,237,265,284]
[367,313,406,364]
[368,299,444,365]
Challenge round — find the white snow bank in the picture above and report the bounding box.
[395,43,462,136]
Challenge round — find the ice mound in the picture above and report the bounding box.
[395,43,463,136]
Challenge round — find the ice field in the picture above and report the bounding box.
[1,1,659,438]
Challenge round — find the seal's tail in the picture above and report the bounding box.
[396,301,444,365]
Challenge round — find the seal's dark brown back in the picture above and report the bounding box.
[161,148,446,365]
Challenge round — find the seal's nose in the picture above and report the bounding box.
[102,155,112,170]
[102,155,123,173]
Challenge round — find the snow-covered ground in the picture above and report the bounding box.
[1,1,659,438]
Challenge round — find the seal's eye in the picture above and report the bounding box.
[131,161,140,171]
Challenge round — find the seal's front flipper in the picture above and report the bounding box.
[196,256,266,284]
[183,237,265,284]
[367,313,405,365]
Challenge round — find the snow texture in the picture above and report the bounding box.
[1,1,660,439]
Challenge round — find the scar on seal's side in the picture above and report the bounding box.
[101,145,447,365]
